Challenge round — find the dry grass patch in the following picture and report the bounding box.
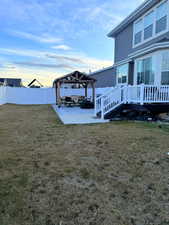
[0,104,169,225]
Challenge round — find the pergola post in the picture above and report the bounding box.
[85,84,88,99]
[55,83,57,105]
[57,81,61,107]
[91,82,95,103]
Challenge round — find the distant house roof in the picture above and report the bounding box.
[28,79,43,88]
[108,0,156,37]
[0,78,22,87]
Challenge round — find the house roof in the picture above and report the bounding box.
[28,79,43,87]
[108,0,158,38]
[0,78,22,87]
[89,66,114,76]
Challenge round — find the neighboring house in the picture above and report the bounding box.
[95,0,169,119]
[89,66,116,88]
[0,78,22,87]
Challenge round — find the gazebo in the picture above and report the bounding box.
[53,71,96,106]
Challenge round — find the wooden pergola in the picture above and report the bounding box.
[53,71,96,106]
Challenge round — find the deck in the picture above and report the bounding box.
[95,85,169,119]
[52,105,108,124]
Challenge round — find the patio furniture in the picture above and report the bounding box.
[64,96,75,107]
[80,99,94,109]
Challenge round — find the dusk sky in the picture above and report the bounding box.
[0,0,144,86]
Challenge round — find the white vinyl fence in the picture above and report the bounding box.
[0,86,110,105]
[0,86,7,105]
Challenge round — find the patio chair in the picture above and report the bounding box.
[64,96,75,107]
[80,99,94,109]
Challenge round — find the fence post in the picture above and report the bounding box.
[140,84,144,105]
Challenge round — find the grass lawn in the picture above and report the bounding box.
[0,104,169,225]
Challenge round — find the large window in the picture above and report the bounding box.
[136,57,155,85]
[144,11,154,40]
[134,19,143,45]
[156,1,167,34]
[133,0,168,47]
[161,51,169,84]
[117,64,128,84]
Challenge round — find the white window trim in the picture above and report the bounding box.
[133,0,169,48]
[116,63,129,85]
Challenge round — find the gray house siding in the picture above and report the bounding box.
[114,23,133,63]
[115,26,169,64]
[89,67,116,88]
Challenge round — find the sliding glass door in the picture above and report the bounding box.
[136,56,155,85]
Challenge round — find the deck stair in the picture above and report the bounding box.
[95,86,127,119]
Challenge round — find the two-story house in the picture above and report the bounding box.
[95,0,169,119]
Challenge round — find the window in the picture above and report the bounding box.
[133,0,168,47]
[134,19,143,45]
[117,64,128,84]
[136,57,154,85]
[144,11,154,40]
[156,1,167,33]
[161,51,169,84]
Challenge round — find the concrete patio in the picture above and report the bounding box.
[52,105,108,125]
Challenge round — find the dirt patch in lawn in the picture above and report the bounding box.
[0,104,169,225]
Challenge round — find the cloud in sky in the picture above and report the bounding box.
[0,0,146,85]
[8,30,62,44]
[0,0,145,35]
[52,45,72,51]
[0,47,112,85]
[45,53,85,64]
[14,61,75,70]
[0,47,112,70]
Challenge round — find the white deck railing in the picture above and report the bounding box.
[128,85,169,104]
[95,84,169,119]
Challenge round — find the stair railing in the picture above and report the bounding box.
[95,86,127,119]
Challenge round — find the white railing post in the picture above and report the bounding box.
[127,85,131,103]
[101,97,104,119]
[94,96,97,117]
[123,85,128,104]
[140,84,144,105]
